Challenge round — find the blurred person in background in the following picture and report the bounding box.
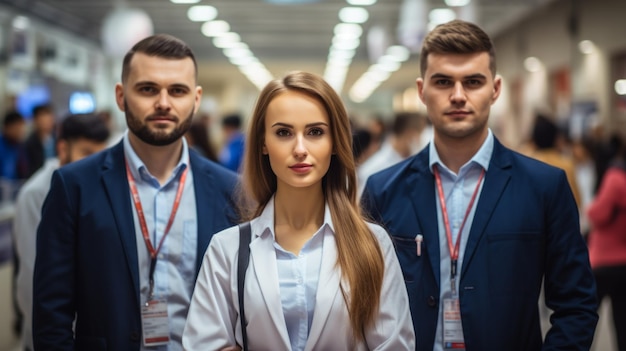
[367,115,387,154]
[586,134,626,351]
[185,115,218,162]
[14,113,110,351]
[528,113,582,208]
[32,34,238,351]
[351,127,374,167]
[572,137,597,237]
[219,113,245,172]
[97,109,125,145]
[358,112,425,197]
[0,110,26,183]
[19,104,56,179]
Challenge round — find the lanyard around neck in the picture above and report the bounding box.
[433,165,485,282]
[125,159,188,300]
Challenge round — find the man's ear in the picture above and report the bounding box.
[115,83,125,111]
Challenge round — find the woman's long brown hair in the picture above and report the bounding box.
[238,71,384,342]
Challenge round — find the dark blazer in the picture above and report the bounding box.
[361,138,598,351]
[33,141,239,351]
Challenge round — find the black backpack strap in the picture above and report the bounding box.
[237,222,252,350]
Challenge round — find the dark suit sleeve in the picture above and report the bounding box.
[542,170,598,350]
[33,170,76,350]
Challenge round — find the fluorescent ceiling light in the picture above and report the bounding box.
[347,0,377,5]
[332,36,360,50]
[386,45,411,62]
[170,0,201,3]
[187,5,218,22]
[615,79,626,95]
[444,0,471,6]
[212,32,242,48]
[524,56,543,72]
[429,8,456,25]
[12,16,30,30]
[334,23,363,39]
[339,7,369,24]
[202,20,230,37]
[578,40,595,54]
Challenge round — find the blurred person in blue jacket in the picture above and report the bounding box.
[0,110,26,183]
[218,113,245,172]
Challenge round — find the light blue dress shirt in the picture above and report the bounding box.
[123,132,198,351]
[429,130,494,351]
[269,204,329,351]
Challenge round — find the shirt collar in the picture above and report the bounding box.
[122,130,190,186]
[428,128,494,175]
[255,196,335,239]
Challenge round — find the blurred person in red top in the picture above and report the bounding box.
[586,133,626,351]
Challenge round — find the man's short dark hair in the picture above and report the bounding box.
[3,110,24,128]
[32,104,53,118]
[420,19,496,77]
[58,114,110,143]
[121,34,198,82]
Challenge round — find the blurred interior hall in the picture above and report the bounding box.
[1,0,625,349]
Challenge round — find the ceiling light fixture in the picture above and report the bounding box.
[349,44,411,103]
[170,0,201,3]
[615,79,626,96]
[201,20,230,37]
[347,0,377,5]
[578,40,595,54]
[187,5,218,22]
[338,7,369,24]
[444,0,471,6]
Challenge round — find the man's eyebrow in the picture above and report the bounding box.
[429,73,487,80]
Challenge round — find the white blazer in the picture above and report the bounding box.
[183,198,415,350]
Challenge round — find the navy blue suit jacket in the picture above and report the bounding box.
[361,138,598,351]
[33,141,239,351]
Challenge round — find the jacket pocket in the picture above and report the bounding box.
[391,235,422,283]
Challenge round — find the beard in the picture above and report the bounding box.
[125,100,194,146]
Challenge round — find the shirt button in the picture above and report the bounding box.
[158,253,165,260]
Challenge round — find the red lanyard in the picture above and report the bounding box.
[125,160,188,300]
[433,165,485,283]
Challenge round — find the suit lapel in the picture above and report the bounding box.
[101,142,140,306]
[306,229,341,349]
[189,152,215,273]
[408,150,441,287]
[249,233,292,349]
[461,139,512,277]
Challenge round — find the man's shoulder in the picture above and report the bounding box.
[56,147,114,181]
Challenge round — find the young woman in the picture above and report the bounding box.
[183,71,414,350]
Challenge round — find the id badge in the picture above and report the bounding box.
[141,299,170,347]
[443,298,465,349]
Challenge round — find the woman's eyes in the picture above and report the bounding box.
[308,128,324,136]
[275,127,325,137]
[276,129,291,137]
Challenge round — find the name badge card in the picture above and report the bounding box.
[443,298,465,349]
[141,299,170,347]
